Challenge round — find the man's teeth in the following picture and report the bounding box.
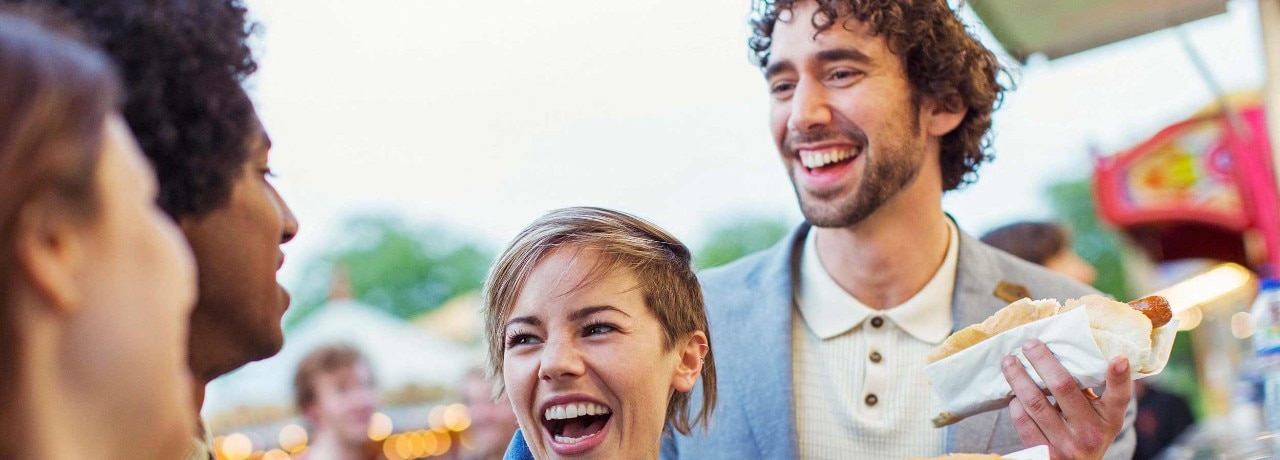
[544,402,611,420]
[800,148,855,169]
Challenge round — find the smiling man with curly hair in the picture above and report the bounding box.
[0,1,300,458]
[662,1,1136,459]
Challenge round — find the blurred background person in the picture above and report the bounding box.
[981,219,1195,458]
[980,220,1097,285]
[0,10,197,459]
[294,344,381,460]
[0,1,301,457]
[458,369,518,460]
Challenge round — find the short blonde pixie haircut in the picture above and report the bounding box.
[483,207,716,435]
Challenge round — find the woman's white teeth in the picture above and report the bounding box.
[800,148,855,169]
[544,402,611,421]
[554,433,596,444]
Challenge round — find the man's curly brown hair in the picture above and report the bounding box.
[750,0,1006,191]
[0,0,261,217]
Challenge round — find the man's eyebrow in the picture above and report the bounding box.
[505,315,542,329]
[764,60,796,80]
[569,305,631,322]
[815,47,872,65]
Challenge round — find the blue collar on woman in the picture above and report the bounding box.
[503,429,535,460]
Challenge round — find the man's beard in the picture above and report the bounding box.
[787,122,925,228]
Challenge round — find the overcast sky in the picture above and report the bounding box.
[240,0,1265,288]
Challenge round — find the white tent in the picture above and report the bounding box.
[202,299,477,422]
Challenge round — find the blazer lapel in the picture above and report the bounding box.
[946,231,1008,453]
[734,224,806,459]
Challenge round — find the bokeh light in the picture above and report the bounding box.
[383,435,403,460]
[368,412,393,441]
[1175,306,1203,331]
[428,405,447,430]
[221,433,253,460]
[1233,311,1256,339]
[395,434,414,459]
[279,424,308,453]
[262,449,291,460]
[444,404,471,432]
[434,429,452,456]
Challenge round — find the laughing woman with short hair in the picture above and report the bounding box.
[483,207,717,460]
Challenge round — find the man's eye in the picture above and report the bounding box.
[829,70,862,82]
[770,82,795,95]
[584,324,616,336]
[506,334,541,348]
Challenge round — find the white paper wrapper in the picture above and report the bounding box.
[926,307,1179,427]
[1003,445,1050,460]
[911,445,1049,459]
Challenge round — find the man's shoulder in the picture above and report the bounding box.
[698,248,775,292]
[970,239,1100,300]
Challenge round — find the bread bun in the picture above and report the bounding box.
[927,298,1059,363]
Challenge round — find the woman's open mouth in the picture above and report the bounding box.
[541,401,612,455]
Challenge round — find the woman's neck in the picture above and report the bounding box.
[16,323,111,459]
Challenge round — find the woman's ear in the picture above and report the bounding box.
[671,331,709,393]
[13,196,87,315]
[923,96,965,138]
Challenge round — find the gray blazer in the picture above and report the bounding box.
[662,223,1136,459]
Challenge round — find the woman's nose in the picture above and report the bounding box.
[538,338,585,381]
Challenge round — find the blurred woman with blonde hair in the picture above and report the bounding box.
[0,11,198,459]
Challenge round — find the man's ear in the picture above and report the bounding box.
[671,331,710,393]
[13,196,87,315]
[923,96,965,138]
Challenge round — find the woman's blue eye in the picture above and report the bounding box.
[506,334,541,348]
[584,324,616,336]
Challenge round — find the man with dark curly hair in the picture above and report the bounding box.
[0,1,299,458]
[663,1,1135,459]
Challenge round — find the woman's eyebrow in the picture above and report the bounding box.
[505,315,542,329]
[570,305,631,321]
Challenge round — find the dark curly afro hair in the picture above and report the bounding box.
[1,0,260,217]
[750,0,1006,191]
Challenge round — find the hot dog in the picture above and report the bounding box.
[928,294,1172,374]
[1129,295,1172,328]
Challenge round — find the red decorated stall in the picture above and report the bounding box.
[1094,96,1280,272]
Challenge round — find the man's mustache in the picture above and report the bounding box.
[784,127,867,153]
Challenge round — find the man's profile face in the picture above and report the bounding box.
[182,113,299,365]
[763,1,930,227]
[306,362,379,445]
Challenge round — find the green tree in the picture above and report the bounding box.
[1048,178,1131,300]
[285,215,493,328]
[695,217,791,269]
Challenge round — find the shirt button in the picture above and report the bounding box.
[865,394,878,406]
[869,351,882,363]
[870,317,884,328]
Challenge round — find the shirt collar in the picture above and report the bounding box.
[796,219,958,343]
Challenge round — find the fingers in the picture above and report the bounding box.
[1098,356,1133,425]
[1001,354,1068,437]
[1008,398,1051,449]
[1020,340,1094,424]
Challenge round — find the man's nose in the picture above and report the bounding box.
[788,80,832,133]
